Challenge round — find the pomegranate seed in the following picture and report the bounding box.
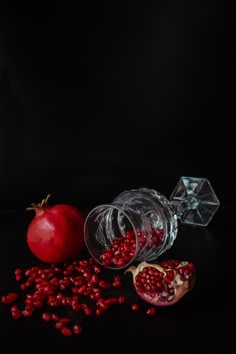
[59,318,70,325]
[131,304,139,311]
[112,281,121,288]
[61,297,68,306]
[15,274,22,281]
[101,258,112,266]
[90,293,101,301]
[79,260,88,267]
[1,293,18,304]
[15,268,22,275]
[42,312,52,321]
[20,283,27,291]
[22,309,33,317]
[83,307,92,316]
[10,305,20,313]
[78,285,87,294]
[95,308,104,316]
[99,281,111,289]
[12,310,22,319]
[73,324,83,335]
[61,326,72,336]
[115,259,127,267]
[55,321,64,330]
[72,303,81,312]
[93,265,101,274]
[91,275,99,284]
[105,298,119,305]
[146,307,156,316]
[118,296,126,304]
[98,303,109,311]
[52,313,60,321]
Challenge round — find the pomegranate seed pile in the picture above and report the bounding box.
[0,256,156,336]
[100,228,164,268]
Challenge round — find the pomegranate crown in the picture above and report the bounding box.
[26,194,51,211]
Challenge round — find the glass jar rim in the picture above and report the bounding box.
[84,203,139,270]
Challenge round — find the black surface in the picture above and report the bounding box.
[0,203,235,353]
[0,2,234,353]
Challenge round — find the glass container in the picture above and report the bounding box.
[84,176,220,270]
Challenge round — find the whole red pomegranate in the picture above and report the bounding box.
[26,195,85,263]
[126,260,196,306]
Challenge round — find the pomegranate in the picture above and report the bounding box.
[26,195,85,263]
[125,260,196,306]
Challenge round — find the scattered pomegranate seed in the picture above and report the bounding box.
[1,293,18,304]
[42,312,52,321]
[55,320,64,330]
[0,257,129,335]
[11,309,22,319]
[73,324,83,335]
[22,309,33,317]
[131,303,139,311]
[112,281,121,288]
[95,308,104,316]
[61,326,72,336]
[60,318,71,326]
[118,296,126,304]
[52,313,60,322]
[0,253,191,336]
[114,275,121,282]
[10,305,19,312]
[15,268,22,276]
[146,307,156,316]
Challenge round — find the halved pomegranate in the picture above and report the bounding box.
[125,260,196,306]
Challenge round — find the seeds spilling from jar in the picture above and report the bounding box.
[99,228,164,268]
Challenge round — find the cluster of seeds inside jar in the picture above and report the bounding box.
[99,227,164,268]
[0,257,157,336]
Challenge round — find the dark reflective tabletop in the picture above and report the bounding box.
[0,203,234,354]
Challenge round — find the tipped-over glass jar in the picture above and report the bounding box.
[84,176,220,270]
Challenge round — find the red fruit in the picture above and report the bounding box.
[125,260,196,306]
[26,194,85,263]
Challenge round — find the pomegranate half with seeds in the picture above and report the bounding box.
[126,260,196,306]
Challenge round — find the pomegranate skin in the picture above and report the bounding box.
[27,201,85,263]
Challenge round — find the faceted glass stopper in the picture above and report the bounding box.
[170,176,220,227]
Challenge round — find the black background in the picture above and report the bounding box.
[0,2,234,353]
[0,1,234,209]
